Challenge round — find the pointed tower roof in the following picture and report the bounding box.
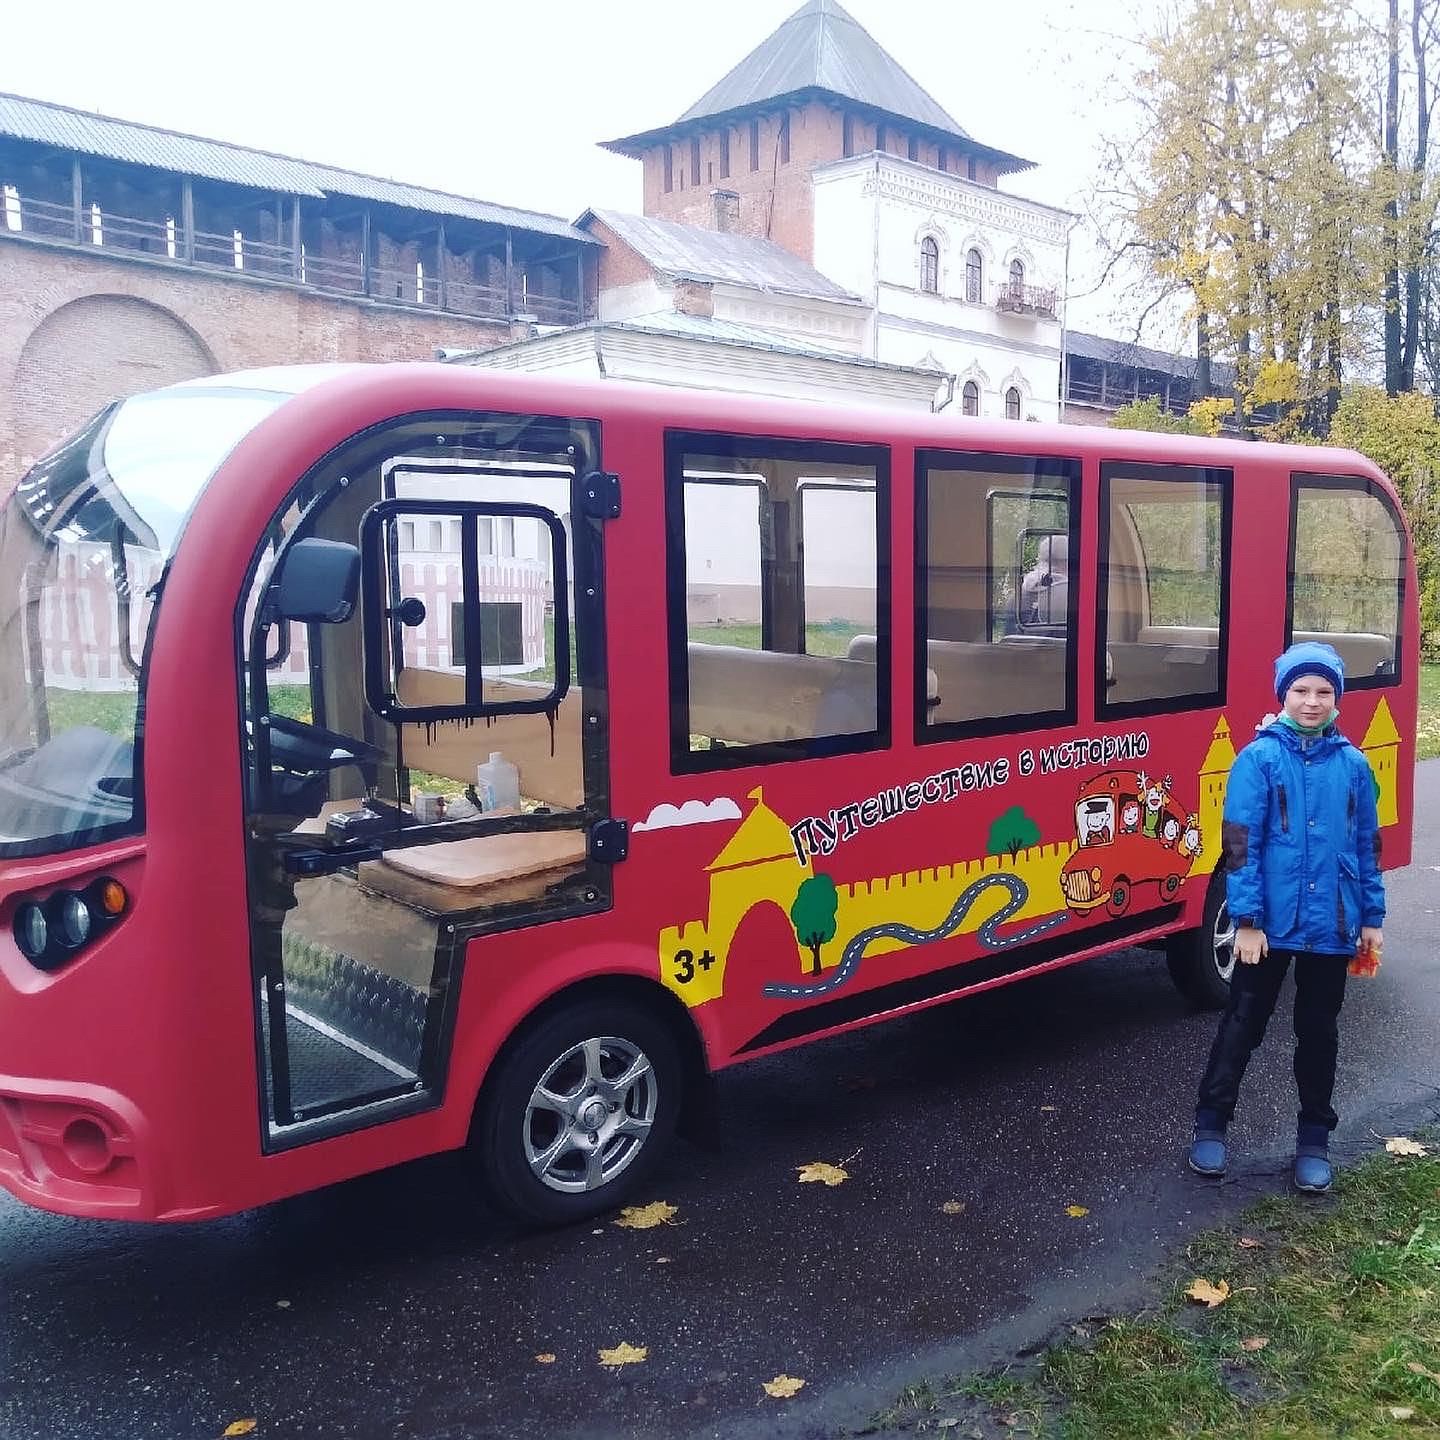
[602,0,1032,175]
[707,788,806,872]
[1361,696,1401,749]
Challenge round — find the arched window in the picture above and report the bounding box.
[1009,258,1025,301]
[1006,386,1022,420]
[965,249,982,303]
[962,381,980,416]
[920,236,939,294]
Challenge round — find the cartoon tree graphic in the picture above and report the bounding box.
[988,805,1042,858]
[790,874,839,975]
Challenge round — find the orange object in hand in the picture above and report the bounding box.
[1349,937,1381,978]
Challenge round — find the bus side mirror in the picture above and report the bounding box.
[276,538,361,624]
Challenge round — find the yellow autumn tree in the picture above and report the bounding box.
[1100,0,1387,435]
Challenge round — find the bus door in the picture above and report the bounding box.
[238,411,614,1149]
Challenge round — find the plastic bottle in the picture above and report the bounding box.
[475,752,520,812]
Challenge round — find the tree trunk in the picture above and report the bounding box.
[1401,0,1434,391]
[1385,0,1403,395]
[807,941,822,975]
[1196,311,1212,398]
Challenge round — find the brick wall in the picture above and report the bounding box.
[634,103,1003,262]
[0,238,512,497]
[639,101,843,261]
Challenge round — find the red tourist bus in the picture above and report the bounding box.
[0,365,1418,1224]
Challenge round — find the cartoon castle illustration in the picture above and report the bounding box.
[1361,696,1401,827]
[657,786,1074,1008]
[1189,715,1237,877]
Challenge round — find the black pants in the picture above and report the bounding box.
[1195,949,1349,1135]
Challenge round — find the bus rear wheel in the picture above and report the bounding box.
[1165,873,1235,1009]
[473,997,682,1227]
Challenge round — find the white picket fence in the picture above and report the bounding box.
[38,541,549,692]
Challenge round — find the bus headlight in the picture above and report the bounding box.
[56,893,93,949]
[14,903,48,961]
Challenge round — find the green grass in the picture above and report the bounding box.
[687,618,871,657]
[33,659,1440,764]
[870,1144,1440,1438]
[1419,663,1439,761]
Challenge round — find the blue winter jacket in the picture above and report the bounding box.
[1221,721,1385,955]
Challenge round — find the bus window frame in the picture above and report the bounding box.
[235,409,609,839]
[1096,460,1233,722]
[1286,471,1406,692]
[664,428,892,774]
[914,449,1082,746]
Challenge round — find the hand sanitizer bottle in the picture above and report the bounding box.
[475,752,520,811]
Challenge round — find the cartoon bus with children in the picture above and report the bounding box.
[0,365,1419,1226]
[1061,768,1202,916]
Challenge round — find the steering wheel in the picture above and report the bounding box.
[265,712,385,781]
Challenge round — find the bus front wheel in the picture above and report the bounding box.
[473,997,682,1226]
[1165,873,1235,1009]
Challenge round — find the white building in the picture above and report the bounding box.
[462,0,1073,420]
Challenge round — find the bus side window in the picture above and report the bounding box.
[917,452,1080,734]
[1100,464,1231,715]
[1289,476,1404,686]
[667,434,888,770]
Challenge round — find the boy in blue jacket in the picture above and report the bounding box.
[1188,641,1385,1193]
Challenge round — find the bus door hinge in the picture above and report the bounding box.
[581,471,621,520]
[588,819,629,865]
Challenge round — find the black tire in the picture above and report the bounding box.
[1166,872,1234,1008]
[473,997,682,1227]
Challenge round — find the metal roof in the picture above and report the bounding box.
[1066,330,1238,389]
[603,0,1032,174]
[0,91,596,243]
[584,209,861,301]
[457,311,941,374]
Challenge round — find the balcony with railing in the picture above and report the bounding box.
[994,281,1058,320]
[1,167,590,327]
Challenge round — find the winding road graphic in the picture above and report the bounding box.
[762,872,1068,1000]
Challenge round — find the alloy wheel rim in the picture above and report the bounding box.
[1213,899,1238,983]
[522,1035,657,1194]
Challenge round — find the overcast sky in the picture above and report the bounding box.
[2,0,1158,339]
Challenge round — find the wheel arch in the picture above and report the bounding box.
[466,972,711,1143]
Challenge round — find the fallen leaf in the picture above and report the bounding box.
[1406,1361,1440,1384]
[1387,1136,1429,1157]
[1065,1204,1089,1218]
[1041,1105,1058,1112]
[613,1201,678,1230]
[941,1200,966,1215]
[1185,1278,1231,1307]
[1389,1406,1416,1421]
[223,1425,258,1438]
[655,1256,672,1264]
[1237,1237,1264,1250]
[762,1375,806,1398]
[598,1342,648,1368]
[535,1353,557,1365]
[797,1162,849,1186]
[1240,1336,1269,1352]
[275,1299,291,1309]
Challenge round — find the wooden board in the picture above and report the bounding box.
[381,829,587,889]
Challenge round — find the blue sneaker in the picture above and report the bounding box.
[1188,1130,1228,1176]
[1294,1148,1333,1193]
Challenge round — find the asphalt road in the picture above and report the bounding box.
[2,762,1437,1440]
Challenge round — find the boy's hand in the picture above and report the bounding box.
[1360,926,1383,957]
[1234,926,1268,965]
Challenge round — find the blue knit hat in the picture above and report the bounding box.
[1274,640,1345,701]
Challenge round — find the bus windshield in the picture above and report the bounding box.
[0,385,289,857]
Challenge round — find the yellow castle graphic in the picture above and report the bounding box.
[656,703,1399,1011]
[1361,696,1401,827]
[657,784,1073,1008]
